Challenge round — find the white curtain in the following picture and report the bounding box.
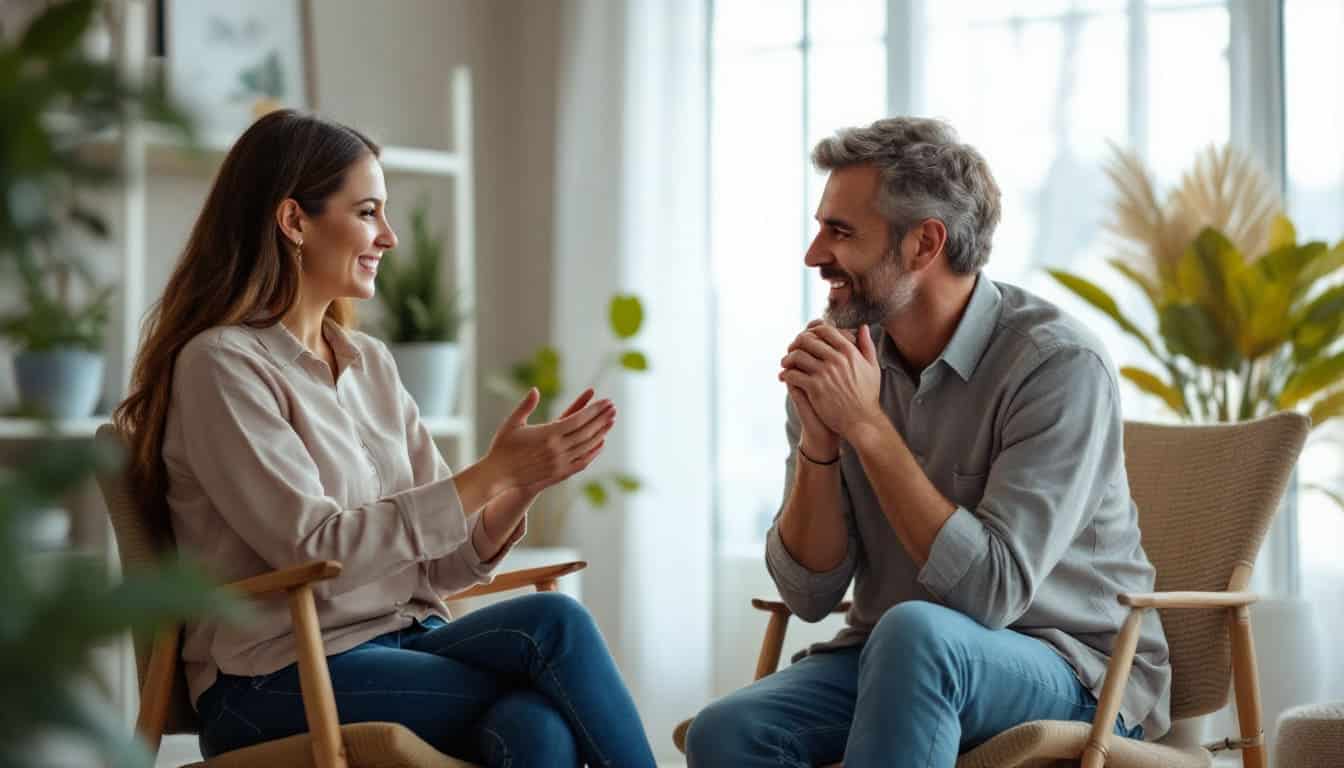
[550,0,712,757]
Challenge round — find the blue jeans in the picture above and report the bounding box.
[686,601,1142,768]
[197,592,656,768]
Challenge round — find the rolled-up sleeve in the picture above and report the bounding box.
[173,341,471,599]
[765,393,858,622]
[918,347,1123,629]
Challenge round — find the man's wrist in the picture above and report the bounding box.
[798,435,840,464]
[846,409,892,457]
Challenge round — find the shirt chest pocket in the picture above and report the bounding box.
[951,470,989,509]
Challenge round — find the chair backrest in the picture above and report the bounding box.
[1123,412,1309,720]
[93,424,201,735]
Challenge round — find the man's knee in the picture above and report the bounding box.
[685,696,767,766]
[862,601,965,672]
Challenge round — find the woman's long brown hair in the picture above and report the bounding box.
[114,110,380,527]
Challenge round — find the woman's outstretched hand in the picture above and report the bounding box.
[485,387,615,494]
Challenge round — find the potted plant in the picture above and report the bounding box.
[1049,143,1343,749]
[2,255,114,419]
[374,196,467,419]
[1048,145,1343,477]
[488,294,649,545]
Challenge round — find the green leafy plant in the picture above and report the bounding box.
[1,2,239,765]
[374,196,467,343]
[1050,144,1344,507]
[0,253,114,352]
[489,295,649,536]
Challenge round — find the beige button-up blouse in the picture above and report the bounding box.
[163,319,520,704]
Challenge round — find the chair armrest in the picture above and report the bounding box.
[445,561,587,601]
[751,598,852,615]
[1119,590,1258,609]
[226,560,343,597]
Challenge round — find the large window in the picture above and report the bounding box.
[1285,0,1344,698]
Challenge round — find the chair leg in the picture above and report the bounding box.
[135,626,182,756]
[1230,605,1267,768]
[288,585,349,768]
[754,611,790,681]
[1081,608,1145,768]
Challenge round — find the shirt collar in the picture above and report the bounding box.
[873,273,1001,382]
[938,273,1001,381]
[252,317,365,372]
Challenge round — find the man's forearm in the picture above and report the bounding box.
[777,448,848,572]
[848,417,956,565]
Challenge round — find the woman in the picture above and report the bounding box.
[114,110,656,767]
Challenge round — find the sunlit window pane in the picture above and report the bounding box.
[712,45,806,557]
[1285,0,1344,700]
[1147,6,1230,184]
[714,0,802,49]
[807,0,885,43]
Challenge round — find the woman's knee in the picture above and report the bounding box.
[477,691,577,767]
[514,591,595,629]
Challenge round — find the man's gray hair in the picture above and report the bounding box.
[811,117,1001,274]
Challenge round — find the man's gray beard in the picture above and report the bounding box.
[824,260,915,329]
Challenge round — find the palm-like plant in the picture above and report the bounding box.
[374,197,465,344]
[1049,144,1344,506]
[1051,144,1344,426]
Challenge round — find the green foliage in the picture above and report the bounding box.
[0,254,113,352]
[374,196,466,343]
[1051,218,1344,427]
[0,0,191,263]
[0,3,237,764]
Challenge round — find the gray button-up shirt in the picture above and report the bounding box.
[766,275,1172,738]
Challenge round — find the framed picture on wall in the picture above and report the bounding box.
[164,0,317,136]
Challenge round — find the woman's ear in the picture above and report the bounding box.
[275,199,305,246]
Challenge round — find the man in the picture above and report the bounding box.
[685,118,1170,767]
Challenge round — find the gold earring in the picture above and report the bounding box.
[296,240,303,267]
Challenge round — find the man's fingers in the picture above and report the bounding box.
[809,324,858,351]
[856,326,878,363]
[790,333,844,362]
[779,369,813,393]
[780,349,825,373]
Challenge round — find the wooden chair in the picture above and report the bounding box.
[93,424,586,768]
[673,412,1310,768]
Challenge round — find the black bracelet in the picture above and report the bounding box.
[798,444,840,466]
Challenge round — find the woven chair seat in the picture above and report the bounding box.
[1274,701,1344,768]
[181,722,478,768]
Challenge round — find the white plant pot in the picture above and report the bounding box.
[388,342,460,419]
